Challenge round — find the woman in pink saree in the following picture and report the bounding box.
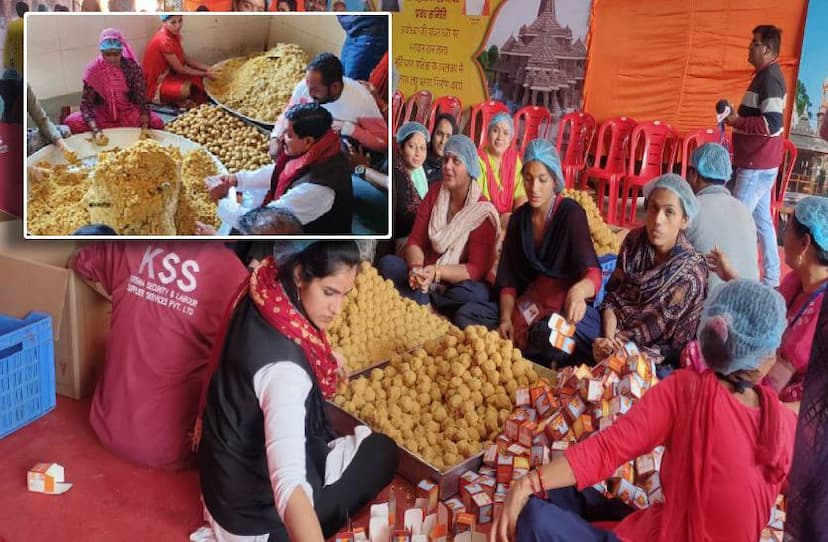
[64,29,163,137]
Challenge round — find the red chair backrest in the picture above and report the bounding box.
[556,111,596,168]
[391,90,405,134]
[514,105,553,156]
[426,95,463,132]
[679,128,721,178]
[468,100,509,149]
[627,120,679,178]
[774,139,797,207]
[400,90,433,126]
[591,116,637,174]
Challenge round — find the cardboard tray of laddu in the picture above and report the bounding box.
[0,219,111,399]
[327,358,557,500]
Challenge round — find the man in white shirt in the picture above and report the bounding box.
[209,103,354,235]
[269,52,387,161]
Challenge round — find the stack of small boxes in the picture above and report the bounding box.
[547,314,577,354]
[426,343,664,529]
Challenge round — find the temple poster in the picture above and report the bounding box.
[392,0,593,116]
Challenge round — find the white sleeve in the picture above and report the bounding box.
[235,164,276,192]
[253,362,314,523]
[270,183,335,225]
[355,81,382,119]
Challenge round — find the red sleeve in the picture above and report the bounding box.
[564,369,685,489]
[71,242,125,295]
[464,219,497,282]
[404,184,440,259]
[584,267,602,298]
[501,288,517,298]
[351,116,389,152]
[158,34,177,55]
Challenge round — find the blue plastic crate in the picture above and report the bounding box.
[0,312,55,439]
[594,254,618,308]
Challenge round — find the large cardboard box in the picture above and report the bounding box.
[0,219,111,399]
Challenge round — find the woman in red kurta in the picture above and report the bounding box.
[143,15,214,108]
[379,134,499,325]
[492,280,796,542]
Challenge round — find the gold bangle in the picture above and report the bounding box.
[435,265,441,283]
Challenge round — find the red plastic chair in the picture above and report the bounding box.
[400,90,432,126]
[391,90,405,134]
[679,128,721,178]
[555,111,596,190]
[468,100,509,149]
[581,116,637,225]
[514,105,553,156]
[619,121,679,227]
[425,95,463,132]
[771,139,798,228]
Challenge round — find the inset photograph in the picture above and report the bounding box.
[24,12,390,237]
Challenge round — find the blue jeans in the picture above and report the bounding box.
[340,34,387,81]
[732,167,780,287]
[516,488,628,542]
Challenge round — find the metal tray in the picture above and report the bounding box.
[329,358,558,499]
[204,57,281,129]
[27,128,227,173]
[326,400,483,500]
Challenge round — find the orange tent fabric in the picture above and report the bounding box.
[183,0,232,10]
[583,0,808,135]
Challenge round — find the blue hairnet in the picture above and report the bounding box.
[99,38,123,51]
[444,135,482,180]
[794,196,828,250]
[523,139,564,192]
[488,112,514,136]
[699,279,787,374]
[160,14,175,21]
[643,173,699,224]
[691,143,732,183]
[396,122,430,145]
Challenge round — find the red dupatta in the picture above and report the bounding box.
[263,130,342,205]
[191,257,338,450]
[478,147,518,214]
[657,371,789,542]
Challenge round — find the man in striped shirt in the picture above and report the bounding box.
[724,24,786,287]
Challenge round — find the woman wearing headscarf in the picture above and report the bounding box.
[196,241,397,541]
[143,15,215,109]
[379,135,499,325]
[392,122,429,246]
[64,28,163,139]
[492,280,797,542]
[456,140,602,366]
[594,174,708,369]
[425,113,457,183]
[477,112,527,230]
[707,196,828,408]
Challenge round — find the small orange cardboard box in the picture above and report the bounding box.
[27,463,72,495]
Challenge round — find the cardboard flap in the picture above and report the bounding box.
[0,219,80,267]
[0,253,69,338]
